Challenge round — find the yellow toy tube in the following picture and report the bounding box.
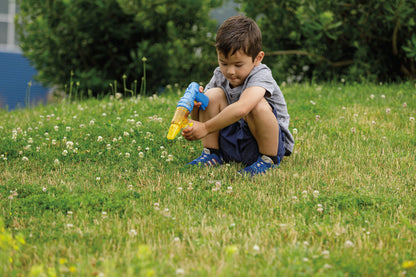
[167,106,190,140]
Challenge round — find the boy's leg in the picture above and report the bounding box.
[244,98,279,158]
[187,87,228,166]
[199,87,228,150]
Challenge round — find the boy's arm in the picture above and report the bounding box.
[183,86,266,140]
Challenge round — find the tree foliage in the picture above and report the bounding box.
[238,0,416,83]
[16,0,221,95]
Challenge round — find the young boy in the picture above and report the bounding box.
[182,15,294,175]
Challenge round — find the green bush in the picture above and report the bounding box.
[16,0,221,95]
[239,0,416,83]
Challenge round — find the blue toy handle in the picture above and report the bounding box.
[177,82,209,112]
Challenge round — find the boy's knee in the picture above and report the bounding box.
[205,87,227,109]
[245,98,273,120]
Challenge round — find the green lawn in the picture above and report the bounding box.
[0,82,415,276]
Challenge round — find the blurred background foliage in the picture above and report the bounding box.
[16,0,416,97]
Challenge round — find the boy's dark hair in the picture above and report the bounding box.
[215,15,262,61]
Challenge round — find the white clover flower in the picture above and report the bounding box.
[22,156,29,162]
[313,190,319,197]
[292,128,298,135]
[62,150,68,156]
[386,108,391,114]
[136,121,142,127]
[79,124,85,128]
[123,131,129,137]
[410,117,415,121]
[106,144,111,150]
[173,237,181,242]
[54,159,60,165]
[66,127,71,132]
[317,207,324,213]
[166,154,173,162]
[90,120,95,126]
[315,115,321,120]
[253,244,260,251]
[44,132,49,137]
[125,153,130,158]
[115,92,123,99]
[97,136,103,142]
[102,113,107,117]
[139,152,144,158]
[42,187,47,192]
[96,177,101,181]
[345,240,354,248]
[54,125,59,131]
[66,224,74,228]
[28,138,33,143]
[52,139,57,145]
[128,229,137,236]
[176,268,185,275]
[403,102,407,108]
[66,141,74,149]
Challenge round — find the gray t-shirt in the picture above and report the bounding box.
[205,63,294,154]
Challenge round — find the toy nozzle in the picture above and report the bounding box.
[167,123,181,140]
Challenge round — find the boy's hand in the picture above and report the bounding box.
[182,119,208,141]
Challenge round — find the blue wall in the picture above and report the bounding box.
[0,52,49,110]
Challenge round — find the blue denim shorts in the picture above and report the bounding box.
[219,107,286,166]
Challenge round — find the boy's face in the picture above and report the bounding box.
[217,49,264,88]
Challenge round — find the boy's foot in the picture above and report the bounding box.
[240,155,278,176]
[187,148,222,166]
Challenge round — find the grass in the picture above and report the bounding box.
[0,82,415,276]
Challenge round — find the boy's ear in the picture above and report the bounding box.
[254,51,265,65]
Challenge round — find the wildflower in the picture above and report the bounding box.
[303,241,309,246]
[54,159,60,165]
[313,190,319,197]
[351,127,356,133]
[322,250,330,257]
[54,125,59,131]
[123,131,129,137]
[154,203,160,210]
[136,121,142,127]
[386,108,391,114]
[370,94,375,99]
[115,92,123,100]
[372,121,376,125]
[102,113,107,117]
[253,244,260,251]
[292,128,298,135]
[42,187,47,192]
[317,207,324,213]
[310,100,316,105]
[176,268,185,275]
[316,115,321,120]
[402,261,415,269]
[28,138,33,143]
[66,224,74,228]
[128,229,137,237]
[62,150,68,156]
[139,152,144,158]
[166,154,173,162]
[66,127,71,132]
[345,240,354,248]
[227,186,233,193]
[22,156,29,162]
[97,136,103,142]
[66,141,74,149]
[89,120,95,126]
[403,102,407,108]
[177,187,183,192]
[381,94,386,98]
[410,117,415,121]
[125,153,130,158]
[96,177,101,181]
[67,211,73,215]
[173,237,181,242]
